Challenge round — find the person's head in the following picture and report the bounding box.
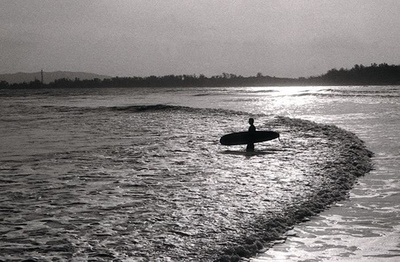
[248,118,254,125]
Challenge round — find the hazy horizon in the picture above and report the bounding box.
[2,0,400,78]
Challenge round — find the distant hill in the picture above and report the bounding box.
[0,71,111,84]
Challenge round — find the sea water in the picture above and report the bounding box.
[0,86,398,261]
[251,86,400,261]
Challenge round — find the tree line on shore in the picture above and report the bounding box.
[1,63,399,89]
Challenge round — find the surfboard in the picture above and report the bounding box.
[220,131,280,146]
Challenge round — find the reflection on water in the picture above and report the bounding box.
[1,85,398,261]
[0,95,372,261]
[250,86,400,261]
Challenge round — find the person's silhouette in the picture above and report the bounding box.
[246,118,256,152]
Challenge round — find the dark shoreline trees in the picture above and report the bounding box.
[308,63,400,85]
[1,63,400,89]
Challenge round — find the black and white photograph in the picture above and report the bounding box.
[1,1,399,261]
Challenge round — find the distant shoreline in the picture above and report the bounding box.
[1,63,399,89]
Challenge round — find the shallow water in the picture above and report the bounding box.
[0,86,397,261]
[250,87,400,261]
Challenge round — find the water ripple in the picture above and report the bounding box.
[0,104,372,261]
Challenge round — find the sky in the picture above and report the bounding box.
[1,0,400,78]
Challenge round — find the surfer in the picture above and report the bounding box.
[246,118,256,152]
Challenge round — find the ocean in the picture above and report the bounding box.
[0,86,398,261]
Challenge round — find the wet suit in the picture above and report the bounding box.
[246,119,256,152]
